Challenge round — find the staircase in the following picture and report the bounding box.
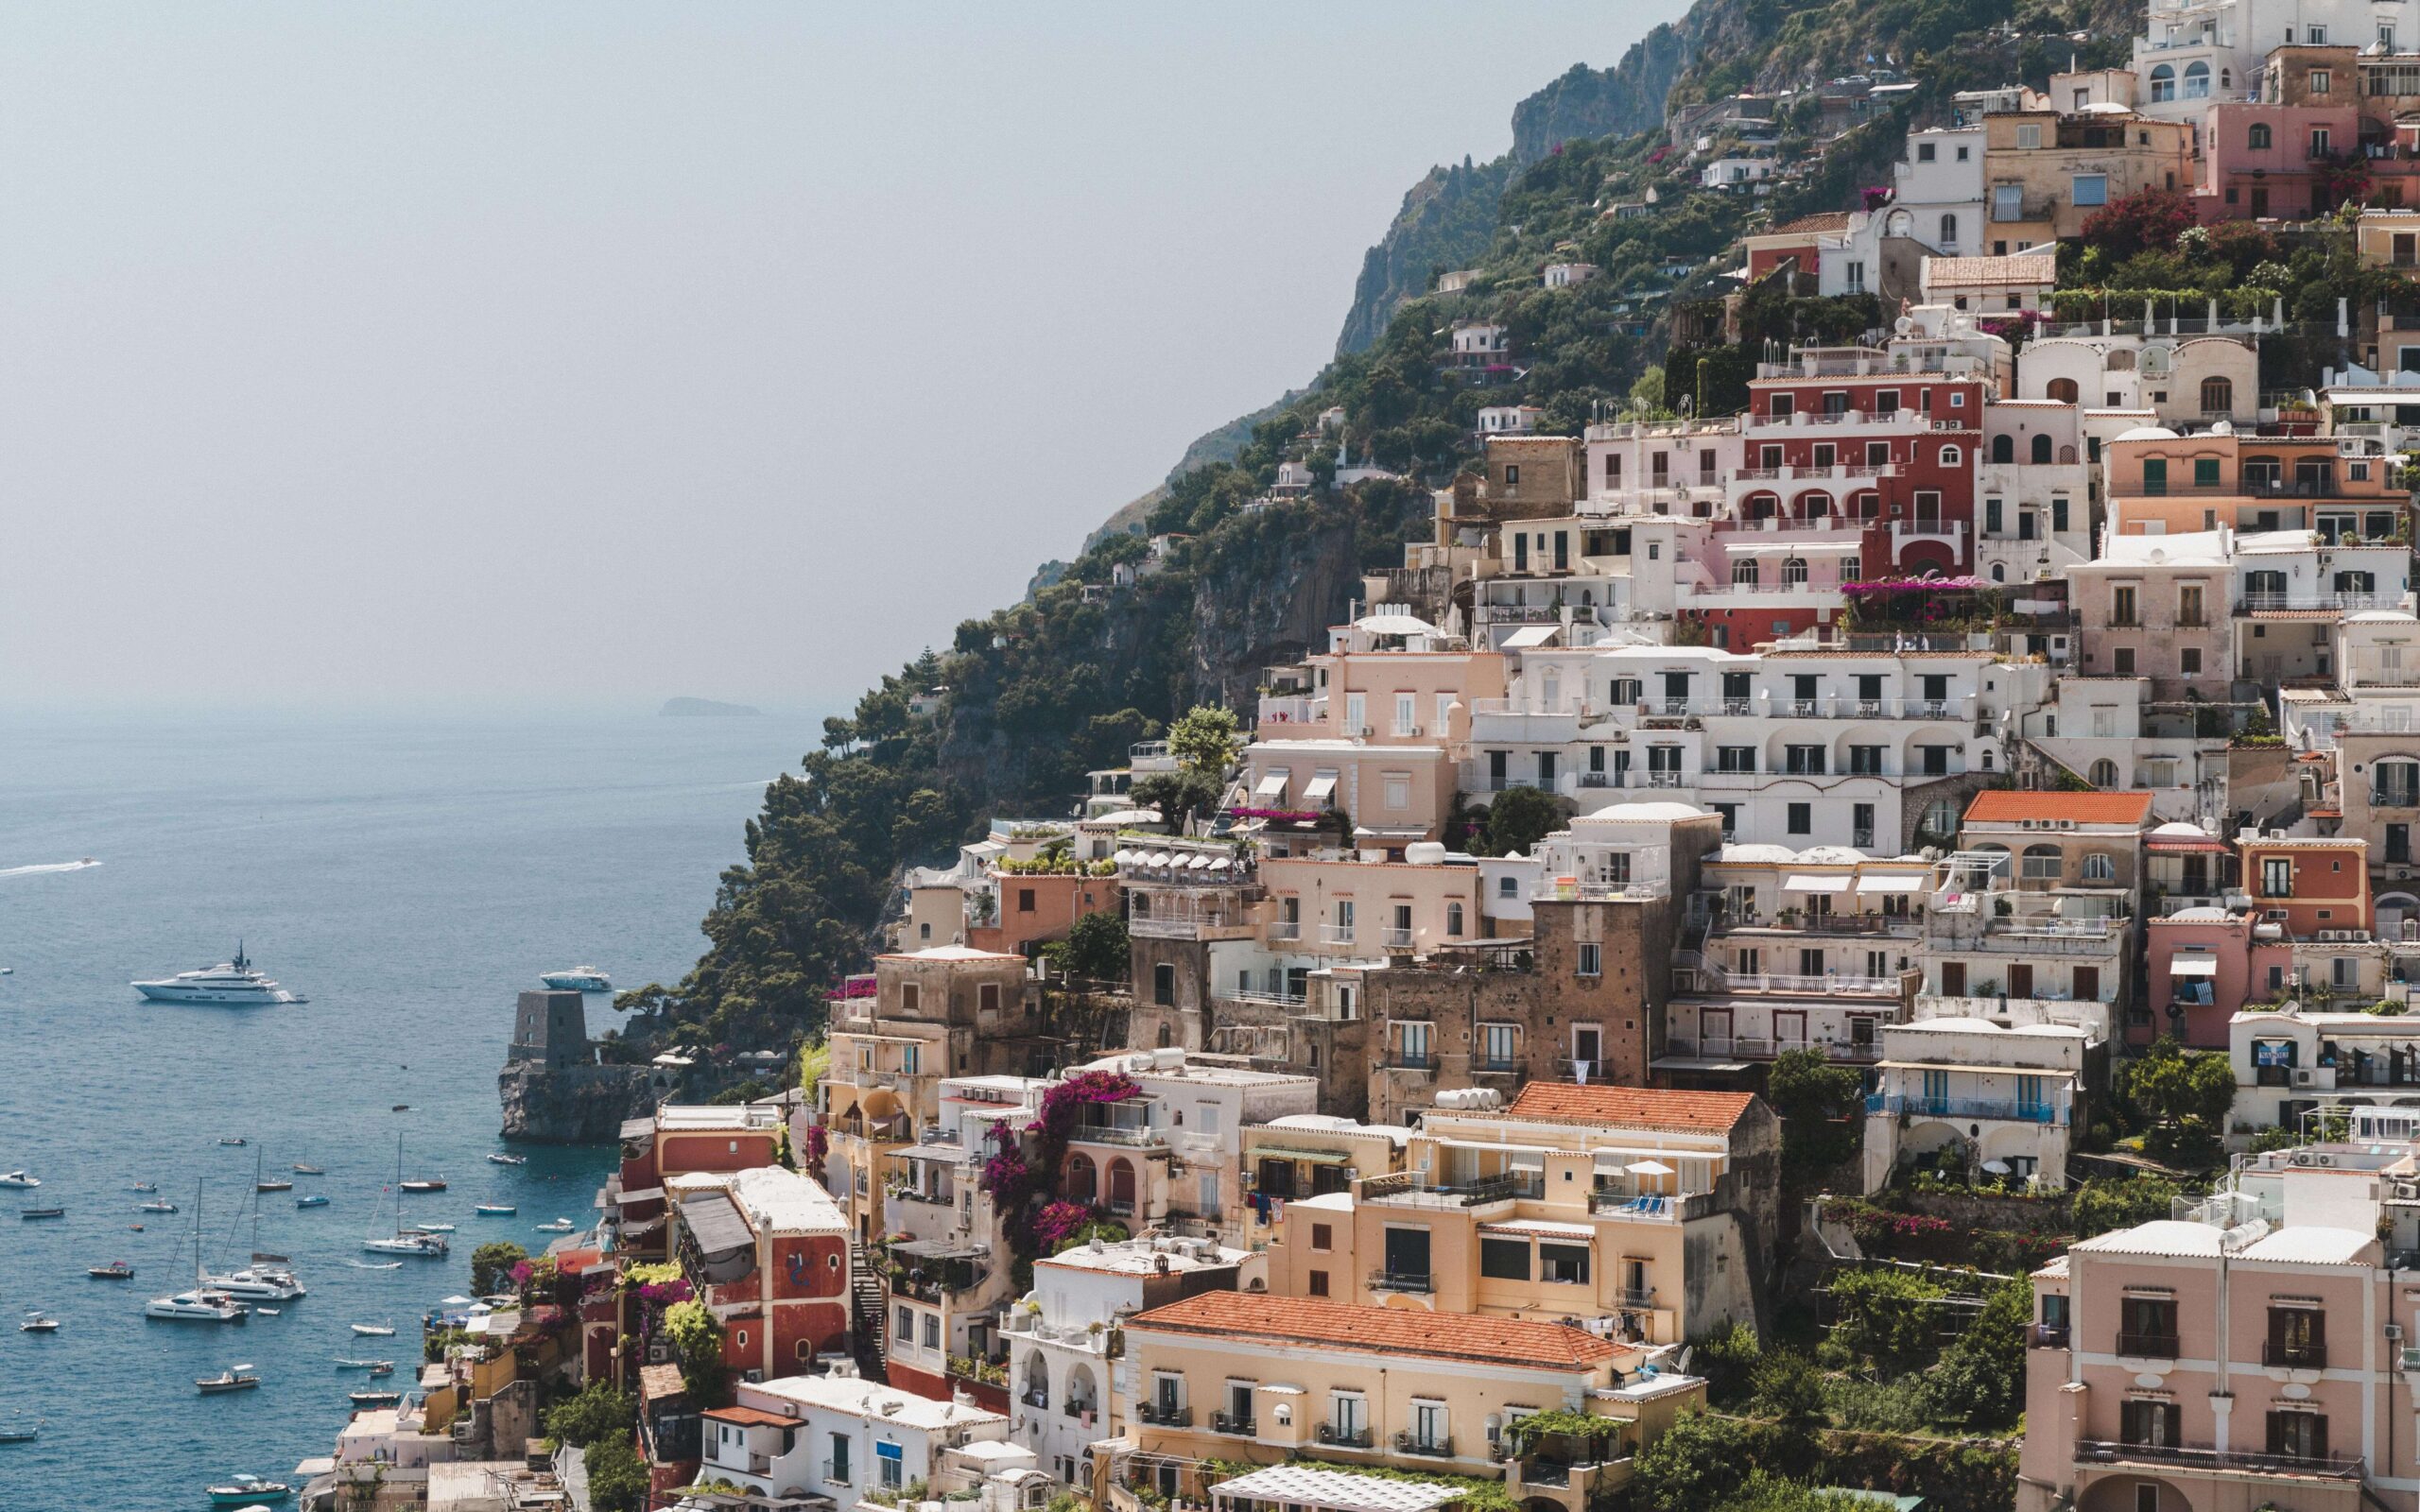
[848,1239,889,1383]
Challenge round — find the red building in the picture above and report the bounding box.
[611,1103,790,1262]
[670,1165,854,1381]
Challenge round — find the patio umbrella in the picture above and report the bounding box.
[1625,1160,1675,1176]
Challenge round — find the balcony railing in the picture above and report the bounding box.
[1071,1121,1162,1147]
[1267,920,1301,941]
[2241,591,2390,613]
[1616,1286,1657,1308]
[1865,1093,2067,1125]
[1396,1434,1456,1458]
[2116,1332,2182,1359]
[2075,1440,2360,1480]
[1212,1412,1257,1436]
[2263,1341,2328,1368]
[1320,924,1357,946]
[1385,1052,1438,1072]
[1136,1402,1191,1428]
[825,1462,852,1486]
[1382,927,1416,949]
[1368,1270,1435,1294]
[1318,1424,1375,1449]
[2031,1323,2070,1349]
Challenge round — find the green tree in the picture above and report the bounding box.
[2071,1174,2181,1237]
[1824,1266,1949,1379]
[471,1242,527,1297]
[1686,1319,1761,1408]
[1628,366,1669,418]
[585,1432,649,1512]
[1631,1410,1760,1512]
[1749,1349,1827,1425]
[1132,769,1226,829]
[1477,785,1566,857]
[1919,1278,2031,1430]
[663,1297,728,1400]
[1766,1048,1864,1182]
[1167,704,1242,781]
[544,1380,635,1450]
[1044,909,1132,986]
[2126,1036,2236,1155]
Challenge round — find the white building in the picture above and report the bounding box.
[1478,405,1544,436]
[1061,1051,1320,1244]
[1861,1016,2096,1192]
[2014,326,2258,429]
[1543,262,1600,287]
[1921,250,2056,313]
[1979,400,2094,584]
[2133,0,2420,123]
[701,1368,1023,1509]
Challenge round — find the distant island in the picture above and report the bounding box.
[658,696,761,717]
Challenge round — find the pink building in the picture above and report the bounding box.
[2144,907,2295,1049]
[2021,1166,2418,1512]
[2195,102,2361,221]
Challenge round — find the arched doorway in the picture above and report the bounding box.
[1065,1152,1098,1203]
[1107,1158,1137,1216]
[1023,1352,1050,1412]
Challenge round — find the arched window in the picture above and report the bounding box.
[2031,433,2053,463]
[2151,62,2176,102]
[2107,349,2136,371]
[1066,1152,1098,1203]
[2088,758,2119,787]
[1782,557,1810,586]
[2047,377,2080,404]
[1941,444,1962,467]
[1840,555,1862,582]
[1973,842,2013,876]
[1024,1354,1051,1410]
[2060,444,2078,463]
[2249,123,2273,149]
[1445,902,1464,936]
[2141,346,2170,376]
[2021,844,2064,881]
[1981,749,1996,771]
[2184,60,2210,98]
[2083,851,2116,881]
[1990,562,2006,582]
[1940,212,1960,247]
[2200,376,2233,415]
[1107,1159,1137,1215]
[1992,434,2015,463]
[2221,67,2233,91]
[1856,491,1881,519]
[1733,557,1759,586]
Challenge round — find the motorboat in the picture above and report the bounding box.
[334,1357,392,1370]
[350,1323,395,1337]
[197,1366,261,1394]
[411,1223,456,1234]
[255,1177,292,1193]
[207,1475,293,1505]
[130,1181,158,1193]
[19,1312,57,1333]
[348,1260,403,1270]
[133,944,302,1005]
[475,1204,516,1216]
[368,1361,394,1376]
[349,1389,404,1408]
[541,966,612,992]
[255,1307,280,1315]
[218,1138,249,1146]
[139,1199,180,1213]
[487,1153,528,1166]
[363,1232,445,1257]
[0,1172,38,1189]
[20,1208,62,1220]
[0,1420,38,1444]
[399,1177,446,1194]
[296,1194,329,1209]
[88,1262,134,1279]
[291,1164,324,1176]
[147,1181,251,1323]
[535,1219,576,1233]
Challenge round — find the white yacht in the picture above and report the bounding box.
[133,944,302,1005]
[204,1159,306,1300]
[363,1133,448,1258]
[147,1182,250,1324]
[0,1172,38,1189]
[540,966,611,993]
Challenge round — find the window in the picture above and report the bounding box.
[2083,852,2116,882]
[2264,856,2293,896]
[2310,127,2332,157]
[1445,902,1463,936]
[2047,376,2079,403]
[2022,845,2063,881]
[2311,69,2332,94]
[1480,1237,1531,1280]
[1153,963,1174,1006]
[2248,122,2272,149]
[1498,875,1517,898]
[1788,802,1812,834]
[923,1312,941,1349]
[1310,1222,1333,1251]
[1018,887,1036,913]
[2181,646,2202,676]
[2121,1399,2182,1448]
[1307,1269,1329,1297]
[877,1442,906,1490]
[2072,174,2108,207]
[2150,63,2176,103]
[2199,377,2233,416]
[1940,444,1962,467]
[2184,60,2209,98]
[1540,1244,1592,1284]
[1718,747,1756,773]
[2267,1409,2329,1461]
[1577,942,1602,977]
[2110,585,2138,626]
[1480,1021,1516,1066]
[1382,774,1410,810]
[2015,125,2042,149]
[1850,746,1884,775]
[1940,211,1959,246]
[1917,142,1937,162]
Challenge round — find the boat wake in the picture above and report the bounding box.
[347,1260,403,1270]
[0,859,100,878]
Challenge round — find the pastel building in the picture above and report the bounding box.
[1861,1015,2100,1191]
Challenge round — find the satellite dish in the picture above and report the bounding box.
[1894,316,1916,335]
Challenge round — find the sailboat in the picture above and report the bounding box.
[362,1134,446,1258]
[145,1182,249,1323]
[202,1149,304,1300]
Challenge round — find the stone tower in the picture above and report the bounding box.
[506,989,590,1072]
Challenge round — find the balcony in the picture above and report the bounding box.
[1135,1401,1192,1428]
[1318,1424,1376,1450]
[1209,1411,1260,1437]
[2031,1324,2070,1349]
[1382,927,1416,949]
[2075,1440,2359,1480]
[1368,1270,1435,1294]
[1396,1434,1456,1458]
[1616,1285,1657,1308]
[1267,920,1302,941]
[2263,1340,2328,1368]
[2116,1332,2182,1359]
[1979,917,2127,954]
[1384,1052,1438,1073]
[824,1461,853,1486]
[1890,519,1967,547]
[1865,1093,2067,1125]
[1320,924,1357,946]
[2241,591,2390,613]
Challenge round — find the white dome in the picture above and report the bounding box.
[2115,425,2179,442]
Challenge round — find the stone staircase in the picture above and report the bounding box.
[849,1239,889,1383]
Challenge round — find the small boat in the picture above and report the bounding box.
[255,1177,292,1193]
[399,1177,445,1194]
[89,1262,135,1279]
[475,1204,516,1216]
[296,1194,329,1209]
[487,1153,527,1166]
[219,1138,249,1146]
[535,1219,575,1232]
[0,1172,39,1189]
[139,1199,179,1213]
[390,1104,410,1112]
[542,966,613,992]
[350,1323,395,1337]
[410,1222,455,1234]
[347,1260,403,1270]
[19,1311,58,1333]
[207,1475,293,1505]
[350,1388,404,1407]
[368,1361,394,1376]
[334,1357,391,1369]
[0,1420,39,1443]
[130,1181,158,1194]
[198,1366,262,1394]
[147,1289,248,1322]
[20,1208,63,1220]
[255,1307,280,1315]
[291,1164,324,1176]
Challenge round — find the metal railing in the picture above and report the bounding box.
[2031,1324,2069,1349]
[1318,1424,1375,1449]
[1396,1434,1456,1458]
[1212,1412,1257,1436]
[1384,1052,1438,1072]
[2115,1332,2181,1359]
[1136,1401,1191,1427]
[1368,1270,1435,1294]
[1866,1093,2067,1125]
[2263,1340,2327,1368]
[1267,920,1301,941]
[2075,1440,2360,1479]
[1320,924,1357,946]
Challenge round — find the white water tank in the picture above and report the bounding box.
[1406,841,1448,866]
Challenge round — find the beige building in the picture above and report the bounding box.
[1116,1292,1705,1512]
[1980,109,2192,244]
[1259,1082,1780,1347]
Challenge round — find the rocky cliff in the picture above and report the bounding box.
[498,1061,660,1143]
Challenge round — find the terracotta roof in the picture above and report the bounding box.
[705,1404,801,1428]
[1924,252,2056,286]
[1768,211,1852,235]
[1503,1082,1757,1134]
[1962,790,2155,826]
[1127,1292,1616,1369]
[639,1363,686,1403]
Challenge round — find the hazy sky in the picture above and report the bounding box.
[3,4,1685,712]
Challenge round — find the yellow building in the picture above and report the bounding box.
[1980,110,2192,245]
[1116,1292,1705,1512]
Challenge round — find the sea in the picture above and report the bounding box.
[0,706,821,1507]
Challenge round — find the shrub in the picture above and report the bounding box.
[1823,1267,1949,1379]
[585,1433,649,1512]
[2072,1175,2180,1237]
[544,1381,635,1450]
[1687,1319,1761,1408]
[1919,1279,2031,1430]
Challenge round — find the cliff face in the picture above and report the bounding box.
[498,1061,659,1143]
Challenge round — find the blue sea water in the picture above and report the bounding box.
[0,707,819,1507]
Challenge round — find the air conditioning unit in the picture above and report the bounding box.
[2058,819,2077,830]
[745,1369,764,1384]
[2294,1070,2317,1088]
[2020,818,2036,830]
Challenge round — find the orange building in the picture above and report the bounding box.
[967,869,1120,958]
[2239,833,2372,936]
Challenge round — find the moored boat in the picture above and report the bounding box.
[139,1198,179,1213]
[147,1181,251,1324]
[350,1323,395,1337]
[487,1152,527,1166]
[89,1262,135,1279]
[349,1388,404,1407]
[541,965,612,992]
[296,1194,330,1209]
[535,1218,575,1232]
[206,1474,293,1505]
[18,1311,57,1333]
[291,1164,324,1176]
[197,1366,261,1394]
[399,1177,445,1193]
[0,1171,40,1189]
[20,1208,63,1220]
[0,1420,39,1444]
[475,1203,516,1216]
[134,943,302,1005]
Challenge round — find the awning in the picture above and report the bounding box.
[1857,875,1926,893]
[1253,1146,1351,1164]
[1626,1159,1676,1176]
[1503,625,1562,648]
[2169,952,2221,977]
[1302,775,1338,803]
[1780,873,1853,893]
[1114,849,1139,866]
[1188,853,1214,869]
[678,1192,754,1257]
[1253,773,1289,799]
[1147,851,1172,868]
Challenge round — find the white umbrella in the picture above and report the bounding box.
[1113,850,1137,866]
[1981,1160,2013,1175]
[1625,1160,1675,1177]
[1188,853,1214,869]
[441,1296,473,1306]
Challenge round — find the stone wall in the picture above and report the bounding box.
[498,1061,660,1143]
